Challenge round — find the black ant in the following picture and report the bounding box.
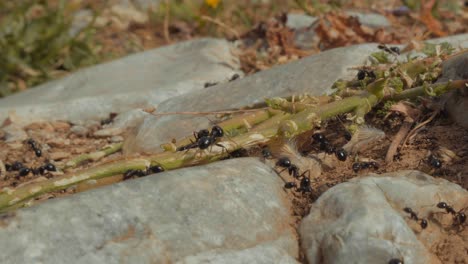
[26,138,42,157]
[261,147,272,159]
[403,207,427,229]
[176,126,226,153]
[312,133,347,161]
[335,148,347,161]
[284,170,312,193]
[276,157,299,178]
[204,82,218,88]
[356,69,376,81]
[388,258,404,264]
[352,161,379,172]
[436,202,466,227]
[16,162,57,178]
[6,161,24,171]
[378,44,400,55]
[101,112,118,126]
[426,154,442,169]
[123,165,165,180]
[229,74,240,82]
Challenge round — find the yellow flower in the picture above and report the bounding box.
[205,0,221,9]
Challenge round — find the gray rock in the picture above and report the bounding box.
[441,51,468,129]
[0,158,298,264]
[94,109,151,137]
[0,38,240,126]
[425,33,468,49]
[347,11,391,28]
[70,125,89,136]
[286,13,318,30]
[2,124,28,143]
[300,170,467,264]
[129,43,383,153]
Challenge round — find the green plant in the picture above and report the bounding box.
[0,0,98,97]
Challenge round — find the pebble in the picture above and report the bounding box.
[49,151,70,161]
[70,125,89,137]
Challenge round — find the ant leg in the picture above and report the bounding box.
[299,169,310,179]
[215,143,229,155]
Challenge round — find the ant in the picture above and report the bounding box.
[312,133,347,161]
[101,112,118,126]
[204,82,218,88]
[436,202,466,227]
[426,154,442,169]
[26,138,42,157]
[378,44,401,55]
[261,147,272,159]
[388,258,404,264]
[176,126,226,153]
[16,162,57,178]
[276,157,299,178]
[356,69,376,81]
[229,74,240,82]
[403,207,427,229]
[284,170,312,193]
[123,165,165,180]
[352,161,379,173]
[6,161,24,171]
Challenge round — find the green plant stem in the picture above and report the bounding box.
[0,158,149,213]
[62,143,123,170]
[1,80,464,212]
[384,79,467,101]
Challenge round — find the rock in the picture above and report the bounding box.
[346,11,391,28]
[109,4,149,30]
[70,125,89,136]
[300,170,468,264]
[50,121,71,132]
[0,38,240,125]
[49,151,70,161]
[46,138,71,147]
[286,13,318,30]
[94,109,151,137]
[286,11,389,49]
[110,136,124,142]
[439,51,468,129]
[2,124,28,143]
[0,158,298,263]
[129,43,384,153]
[424,33,468,49]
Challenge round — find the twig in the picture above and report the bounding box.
[200,15,240,40]
[402,110,439,147]
[150,108,269,117]
[385,118,413,164]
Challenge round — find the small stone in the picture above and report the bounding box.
[50,121,71,132]
[24,122,53,132]
[70,125,89,137]
[46,138,70,147]
[2,125,28,143]
[110,136,124,143]
[49,151,70,161]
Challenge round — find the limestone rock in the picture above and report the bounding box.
[300,170,467,264]
[0,38,240,125]
[0,158,298,264]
